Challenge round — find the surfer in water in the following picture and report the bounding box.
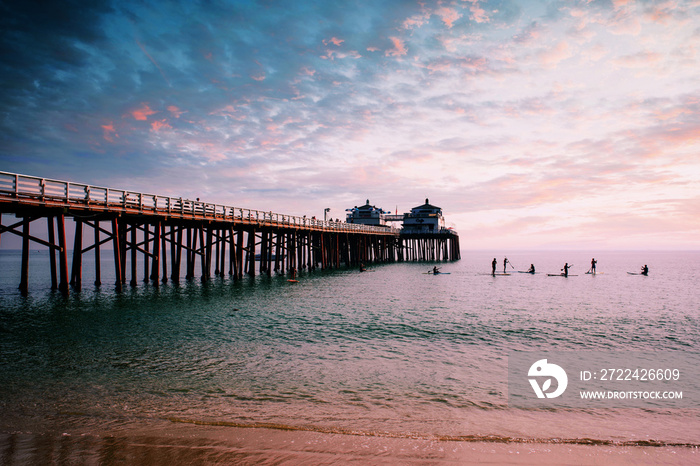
[527,264,535,274]
[641,264,648,276]
[491,258,497,276]
[590,258,597,274]
[562,263,570,277]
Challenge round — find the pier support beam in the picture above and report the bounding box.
[19,217,30,296]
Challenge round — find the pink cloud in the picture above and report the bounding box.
[321,49,361,60]
[323,37,344,46]
[151,120,172,132]
[614,51,663,67]
[646,6,674,24]
[464,0,490,24]
[402,6,431,30]
[168,106,185,118]
[612,0,633,9]
[538,41,572,66]
[385,37,407,57]
[608,11,642,35]
[435,7,462,28]
[513,22,542,44]
[131,103,157,121]
[101,123,117,142]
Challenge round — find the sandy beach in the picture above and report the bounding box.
[2,419,697,465]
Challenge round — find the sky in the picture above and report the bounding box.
[1,0,699,250]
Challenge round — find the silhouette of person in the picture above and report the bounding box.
[563,263,570,277]
[433,266,440,274]
[591,258,597,274]
[528,264,535,274]
[641,264,648,276]
[503,257,510,273]
[491,258,497,276]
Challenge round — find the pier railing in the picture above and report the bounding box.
[0,171,399,234]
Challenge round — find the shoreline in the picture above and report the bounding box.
[2,421,697,465]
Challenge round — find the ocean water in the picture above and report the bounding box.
[0,250,698,451]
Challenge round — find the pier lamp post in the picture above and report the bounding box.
[324,208,331,221]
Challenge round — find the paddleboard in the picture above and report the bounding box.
[424,271,451,274]
[547,274,578,277]
[288,279,298,283]
[627,272,647,275]
[585,271,603,275]
[517,271,539,274]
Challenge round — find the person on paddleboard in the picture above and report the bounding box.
[433,266,440,274]
[590,258,597,274]
[491,258,497,276]
[527,264,535,274]
[562,263,570,277]
[641,264,648,276]
[503,257,510,273]
[360,263,366,272]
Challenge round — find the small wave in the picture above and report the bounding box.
[166,417,699,448]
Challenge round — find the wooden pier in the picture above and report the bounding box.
[0,171,460,295]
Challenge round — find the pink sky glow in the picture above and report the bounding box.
[2,0,700,249]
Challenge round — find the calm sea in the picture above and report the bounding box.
[1,250,698,448]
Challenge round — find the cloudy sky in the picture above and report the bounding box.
[1,0,699,249]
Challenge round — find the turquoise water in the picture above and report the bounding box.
[0,250,698,444]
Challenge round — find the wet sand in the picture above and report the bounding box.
[1,420,697,465]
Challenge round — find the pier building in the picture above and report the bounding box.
[345,200,390,227]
